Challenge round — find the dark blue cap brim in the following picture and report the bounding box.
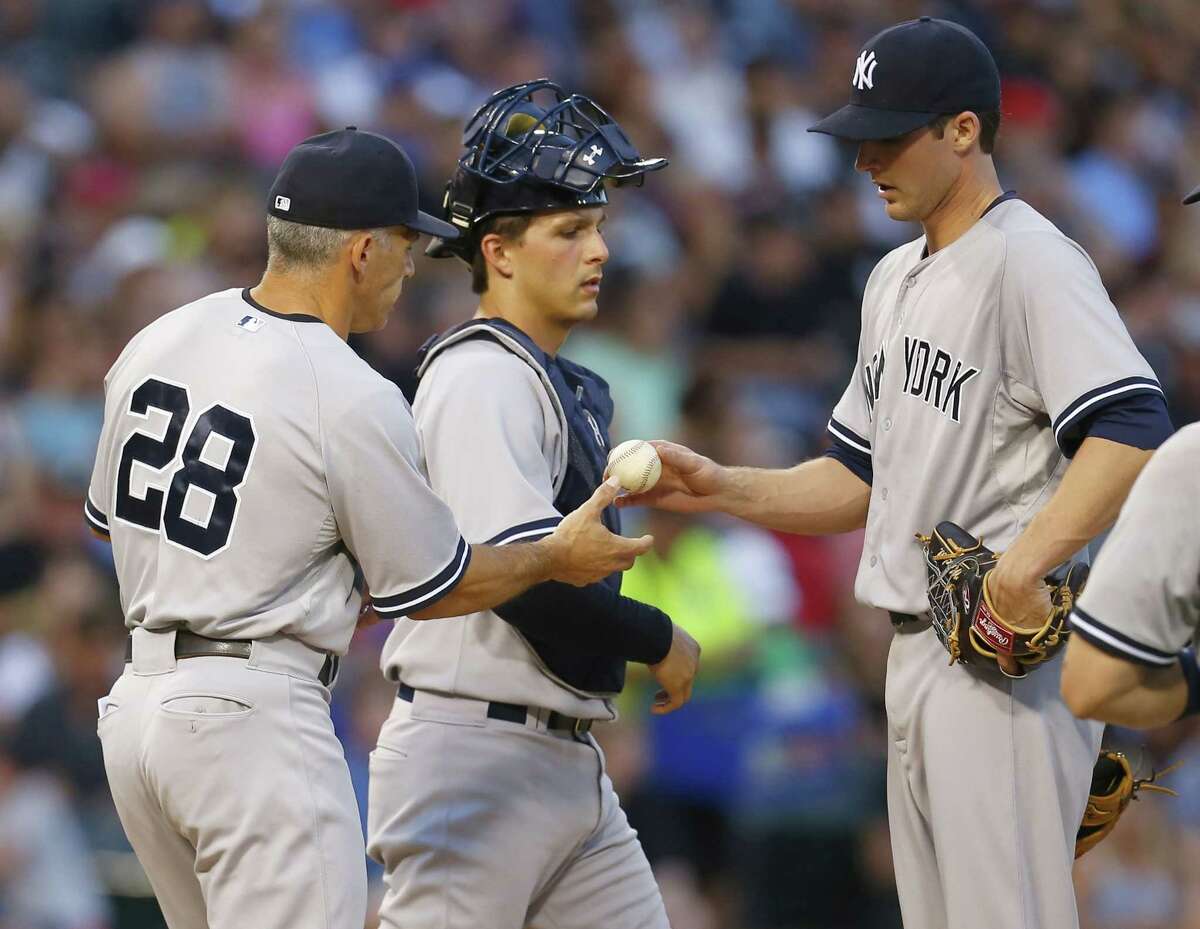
[808,104,939,141]
[1183,184,1200,206]
[407,210,460,238]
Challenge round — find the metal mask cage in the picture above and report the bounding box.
[459,78,666,194]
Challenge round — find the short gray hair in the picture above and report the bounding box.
[265,215,389,271]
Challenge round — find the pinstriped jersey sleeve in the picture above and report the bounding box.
[825,339,876,485]
[85,433,111,539]
[414,344,563,548]
[1003,230,1164,457]
[322,379,470,618]
[1070,424,1200,665]
[84,331,150,540]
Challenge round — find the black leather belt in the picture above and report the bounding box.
[124,630,339,687]
[397,682,593,736]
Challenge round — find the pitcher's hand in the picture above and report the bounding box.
[615,441,729,513]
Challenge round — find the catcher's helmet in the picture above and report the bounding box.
[427,79,667,262]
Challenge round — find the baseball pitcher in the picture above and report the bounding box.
[622,18,1174,929]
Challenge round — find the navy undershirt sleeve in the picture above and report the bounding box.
[824,444,873,486]
[1066,391,1173,456]
[494,580,674,665]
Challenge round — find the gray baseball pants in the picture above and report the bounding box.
[885,622,1103,929]
[366,689,669,929]
[98,627,366,929]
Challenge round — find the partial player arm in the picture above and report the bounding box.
[619,329,876,535]
[1059,427,1200,727]
[493,583,672,664]
[619,443,871,535]
[407,479,651,619]
[989,436,1152,601]
[1060,637,1186,727]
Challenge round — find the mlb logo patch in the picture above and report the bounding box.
[236,314,265,333]
[274,195,291,212]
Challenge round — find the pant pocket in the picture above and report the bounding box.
[159,693,255,718]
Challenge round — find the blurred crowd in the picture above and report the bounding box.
[4,0,1200,927]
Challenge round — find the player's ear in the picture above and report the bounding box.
[346,229,380,279]
[479,232,515,283]
[952,111,982,155]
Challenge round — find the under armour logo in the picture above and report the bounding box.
[580,144,604,167]
[852,50,878,91]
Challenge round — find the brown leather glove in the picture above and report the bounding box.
[1076,749,1177,858]
[916,521,1085,678]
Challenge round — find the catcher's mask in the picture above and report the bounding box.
[426,79,668,263]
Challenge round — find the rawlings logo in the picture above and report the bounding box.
[973,601,1013,653]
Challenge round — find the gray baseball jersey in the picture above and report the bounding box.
[828,196,1161,613]
[1070,422,1200,664]
[380,337,612,719]
[86,287,469,655]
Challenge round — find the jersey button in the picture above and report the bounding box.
[870,555,878,567]
[881,488,888,500]
[884,418,892,431]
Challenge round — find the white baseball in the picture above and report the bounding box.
[606,439,661,494]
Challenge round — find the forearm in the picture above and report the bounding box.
[494,582,673,664]
[1002,437,1153,580]
[409,541,553,620]
[1061,635,1187,727]
[1083,672,1187,729]
[716,456,871,535]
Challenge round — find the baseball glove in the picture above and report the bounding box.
[1076,749,1177,858]
[915,521,1086,677]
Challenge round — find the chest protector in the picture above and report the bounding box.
[416,318,626,695]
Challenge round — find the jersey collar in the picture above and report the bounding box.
[920,189,1019,261]
[982,189,1019,216]
[241,288,324,323]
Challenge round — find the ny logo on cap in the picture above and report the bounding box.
[580,144,604,167]
[852,50,879,91]
[274,195,291,212]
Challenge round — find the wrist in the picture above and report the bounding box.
[646,617,676,668]
[527,537,559,584]
[994,550,1044,588]
[720,466,755,512]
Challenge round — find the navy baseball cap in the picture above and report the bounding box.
[1184,184,1200,205]
[809,17,1001,142]
[268,127,458,238]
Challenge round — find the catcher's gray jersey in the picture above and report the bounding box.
[86,287,468,654]
[1070,422,1200,664]
[828,196,1161,614]
[380,337,613,719]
